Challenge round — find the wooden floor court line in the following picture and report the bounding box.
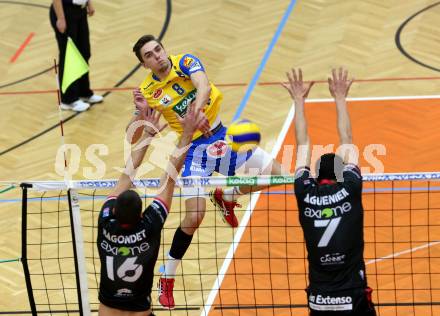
[366,241,440,265]
[306,94,440,103]
[2,81,440,96]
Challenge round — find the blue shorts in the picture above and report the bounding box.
[181,125,253,177]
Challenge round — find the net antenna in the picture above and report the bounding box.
[19,60,92,315]
[54,60,91,316]
[20,183,37,316]
[55,58,91,316]
[21,182,91,315]
[68,189,90,315]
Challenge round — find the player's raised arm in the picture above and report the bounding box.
[156,103,201,208]
[282,68,314,170]
[181,55,212,137]
[110,106,165,198]
[190,71,211,111]
[328,67,357,165]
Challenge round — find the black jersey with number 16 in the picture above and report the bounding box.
[97,196,168,311]
[294,164,367,292]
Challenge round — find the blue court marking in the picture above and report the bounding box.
[0,258,20,263]
[232,0,297,121]
[1,186,440,204]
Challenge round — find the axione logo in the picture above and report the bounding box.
[304,202,352,219]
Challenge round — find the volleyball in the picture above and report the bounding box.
[225,119,261,152]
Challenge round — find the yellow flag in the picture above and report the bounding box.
[61,37,89,93]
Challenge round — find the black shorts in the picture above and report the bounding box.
[307,287,376,316]
[99,293,152,311]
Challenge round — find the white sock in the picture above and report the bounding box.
[163,253,181,278]
[222,186,242,202]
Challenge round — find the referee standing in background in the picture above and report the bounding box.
[282,67,376,316]
[50,0,103,112]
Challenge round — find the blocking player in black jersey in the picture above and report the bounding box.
[97,90,201,316]
[282,68,376,315]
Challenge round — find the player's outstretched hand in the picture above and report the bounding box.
[328,67,354,99]
[196,110,212,138]
[143,107,167,137]
[178,102,202,137]
[282,68,315,101]
[133,88,150,114]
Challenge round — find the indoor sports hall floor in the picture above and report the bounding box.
[1,0,440,315]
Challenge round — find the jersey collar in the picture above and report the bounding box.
[318,179,336,185]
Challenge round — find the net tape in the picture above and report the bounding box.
[16,172,440,191]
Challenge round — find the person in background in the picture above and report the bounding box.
[50,0,103,112]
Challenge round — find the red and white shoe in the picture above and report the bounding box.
[210,187,241,228]
[157,277,175,309]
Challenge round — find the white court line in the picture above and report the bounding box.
[366,241,440,265]
[307,94,440,103]
[200,103,296,316]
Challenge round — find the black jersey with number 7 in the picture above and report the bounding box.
[294,165,367,292]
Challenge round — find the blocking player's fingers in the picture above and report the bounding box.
[342,68,348,82]
[203,130,213,138]
[187,101,197,116]
[292,68,298,82]
[328,77,333,88]
[328,78,335,96]
[202,121,212,137]
[152,108,162,122]
[197,119,210,131]
[195,107,208,121]
[194,112,204,127]
[197,118,210,135]
[133,89,143,100]
[286,71,294,86]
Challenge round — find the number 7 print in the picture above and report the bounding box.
[314,218,341,247]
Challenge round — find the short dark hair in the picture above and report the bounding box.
[315,153,344,181]
[114,190,142,226]
[132,35,163,63]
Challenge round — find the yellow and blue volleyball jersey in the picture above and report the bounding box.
[139,54,223,140]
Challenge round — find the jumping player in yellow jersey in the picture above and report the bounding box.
[130,34,285,309]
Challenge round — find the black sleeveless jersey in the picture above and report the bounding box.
[294,164,367,292]
[97,196,168,311]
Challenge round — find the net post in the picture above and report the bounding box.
[20,183,37,316]
[67,189,91,316]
